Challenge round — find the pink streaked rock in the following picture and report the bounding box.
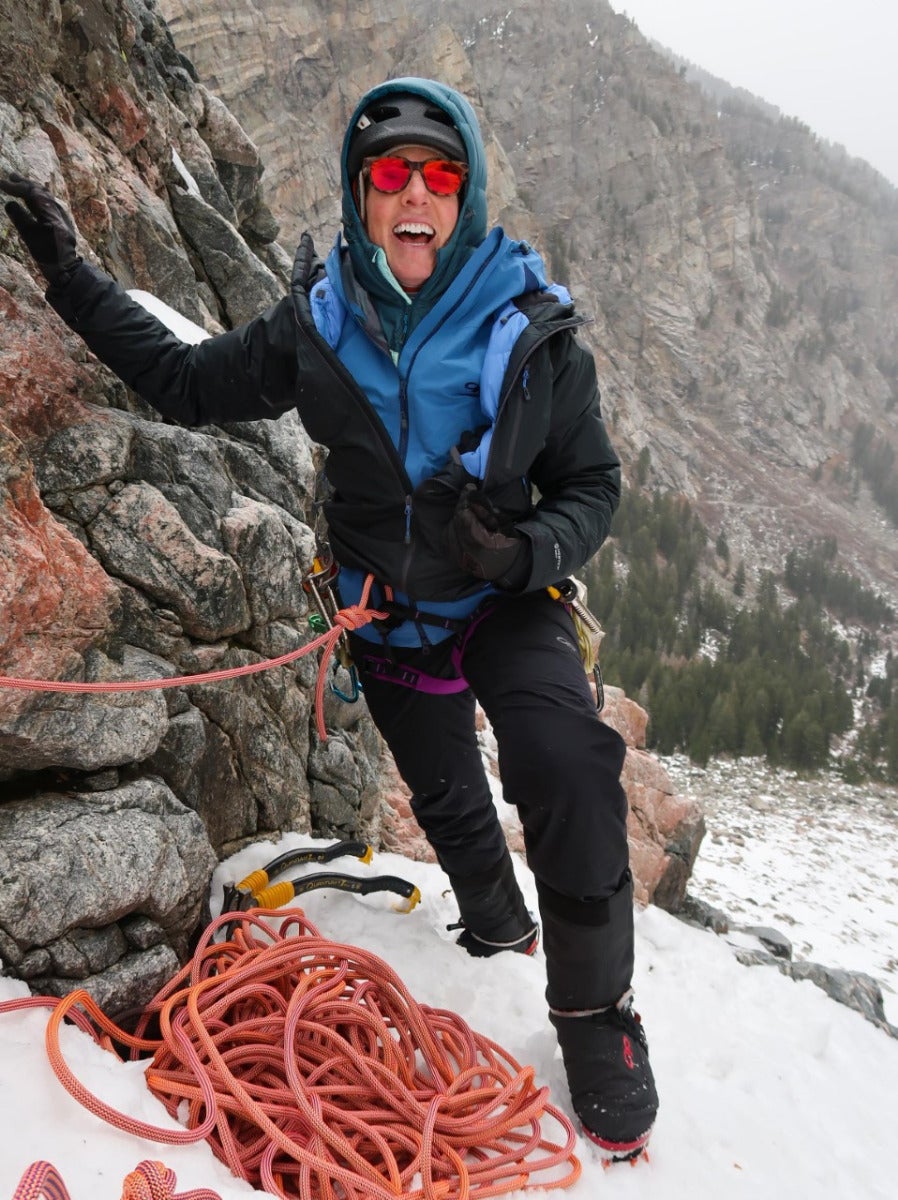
[0,424,118,722]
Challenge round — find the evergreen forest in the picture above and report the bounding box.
[583,489,897,781]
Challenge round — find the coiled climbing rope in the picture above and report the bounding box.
[3,908,580,1200]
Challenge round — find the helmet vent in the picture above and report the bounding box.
[424,106,456,129]
[369,103,401,123]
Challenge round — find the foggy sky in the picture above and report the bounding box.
[613,1,898,188]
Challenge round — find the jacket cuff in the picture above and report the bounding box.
[494,537,534,592]
[512,521,568,591]
[45,260,109,327]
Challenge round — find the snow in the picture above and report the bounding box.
[664,754,898,1024]
[125,290,210,345]
[170,149,203,198]
[2,789,898,1200]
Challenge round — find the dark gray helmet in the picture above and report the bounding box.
[346,92,467,178]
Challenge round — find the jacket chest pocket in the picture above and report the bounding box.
[493,357,552,479]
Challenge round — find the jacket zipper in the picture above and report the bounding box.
[394,237,505,589]
[292,298,414,505]
[398,377,410,462]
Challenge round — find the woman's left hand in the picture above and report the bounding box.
[445,484,531,588]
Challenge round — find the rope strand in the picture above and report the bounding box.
[9,1159,223,1200]
[0,575,386,741]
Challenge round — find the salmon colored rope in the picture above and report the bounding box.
[3,910,580,1200]
[9,1158,222,1200]
[0,576,386,740]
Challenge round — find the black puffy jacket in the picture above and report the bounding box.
[48,234,621,600]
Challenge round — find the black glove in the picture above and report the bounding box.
[445,483,531,589]
[0,172,82,287]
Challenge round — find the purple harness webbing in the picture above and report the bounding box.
[361,600,499,694]
[360,657,468,694]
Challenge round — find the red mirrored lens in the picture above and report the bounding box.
[368,157,413,192]
[367,157,465,196]
[421,161,465,195]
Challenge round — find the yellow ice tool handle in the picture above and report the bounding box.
[253,880,299,909]
[252,871,422,914]
[236,867,275,897]
[234,841,373,896]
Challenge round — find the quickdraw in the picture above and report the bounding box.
[548,577,606,711]
[302,552,361,702]
[221,840,421,918]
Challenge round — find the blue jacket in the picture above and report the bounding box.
[309,227,575,643]
[48,237,621,644]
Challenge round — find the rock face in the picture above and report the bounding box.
[1,0,707,1010]
[0,0,385,1007]
[157,0,536,251]
[0,777,216,1016]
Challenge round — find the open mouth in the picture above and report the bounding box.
[393,222,435,244]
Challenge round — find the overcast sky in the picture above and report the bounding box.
[612,1,898,187]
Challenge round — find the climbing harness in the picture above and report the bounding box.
[361,578,607,711]
[357,653,471,695]
[302,552,361,703]
[0,908,581,1200]
[220,840,421,917]
[9,1159,221,1200]
[547,577,606,711]
[355,590,498,696]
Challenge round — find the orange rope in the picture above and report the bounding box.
[9,1158,222,1200]
[0,576,386,740]
[3,910,580,1200]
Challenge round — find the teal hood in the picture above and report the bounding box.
[339,77,489,338]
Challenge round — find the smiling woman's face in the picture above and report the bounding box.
[362,144,460,293]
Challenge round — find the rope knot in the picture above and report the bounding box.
[332,604,378,633]
[311,579,388,741]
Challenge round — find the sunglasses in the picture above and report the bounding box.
[363,155,469,197]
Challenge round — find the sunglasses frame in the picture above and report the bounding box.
[362,155,469,197]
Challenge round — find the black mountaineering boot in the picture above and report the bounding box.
[448,846,539,957]
[539,871,658,1161]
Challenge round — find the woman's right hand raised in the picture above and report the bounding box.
[1,173,82,287]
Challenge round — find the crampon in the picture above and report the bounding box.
[588,1129,652,1167]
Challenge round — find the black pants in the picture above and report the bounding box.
[350,590,629,901]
